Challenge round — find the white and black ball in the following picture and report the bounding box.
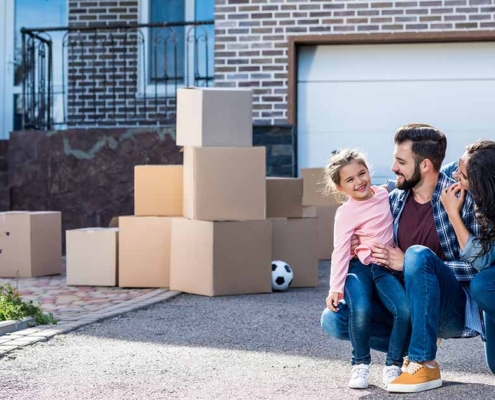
[271,260,294,291]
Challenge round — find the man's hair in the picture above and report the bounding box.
[394,123,447,171]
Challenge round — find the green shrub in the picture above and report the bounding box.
[0,283,57,325]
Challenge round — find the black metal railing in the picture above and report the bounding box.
[21,21,214,130]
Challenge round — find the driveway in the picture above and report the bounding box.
[0,262,493,400]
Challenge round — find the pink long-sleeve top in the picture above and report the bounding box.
[329,185,395,294]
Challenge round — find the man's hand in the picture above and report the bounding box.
[326,292,343,312]
[371,243,404,271]
[440,182,465,218]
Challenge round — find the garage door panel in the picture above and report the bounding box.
[297,43,495,181]
[298,43,495,82]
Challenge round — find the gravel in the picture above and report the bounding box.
[0,262,493,400]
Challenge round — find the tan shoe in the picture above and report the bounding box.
[386,361,442,393]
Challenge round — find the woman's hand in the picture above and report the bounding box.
[440,182,465,217]
[326,292,343,312]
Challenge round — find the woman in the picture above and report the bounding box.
[440,140,495,374]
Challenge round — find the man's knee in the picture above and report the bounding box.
[321,308,349,341]
[404,245,434,277]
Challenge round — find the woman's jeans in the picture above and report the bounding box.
[470,267,495,374]
[322,246,467,364]
[321,259,410,366]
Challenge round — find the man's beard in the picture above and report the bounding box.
[396,163,421,190]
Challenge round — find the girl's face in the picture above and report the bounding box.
[337,159,373,201]
[453,152,470,191]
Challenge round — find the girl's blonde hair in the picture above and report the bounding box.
[323,149,369,202]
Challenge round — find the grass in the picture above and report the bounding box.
[0,282,57,325]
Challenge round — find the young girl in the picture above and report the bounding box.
[324,149,410,389]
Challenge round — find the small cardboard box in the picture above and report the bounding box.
[271,217,318,288]
[303,205,340,260]
[66,228,118,286]
[0,211,62,278]
[266,177,303,218]
[170,218,272,296]
[301,168,339,206]
[118,216,172,288]
[183,146,266,221]
[134,165,183,216]
[176,87,253,147]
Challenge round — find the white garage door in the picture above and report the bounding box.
[297,42,495,182]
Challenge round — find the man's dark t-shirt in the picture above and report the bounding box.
[397,194,446,260]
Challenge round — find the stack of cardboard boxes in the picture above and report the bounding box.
[0,211,62,278]
[64,88,337,293]
[169,87,272,296]
[301,168,341,261]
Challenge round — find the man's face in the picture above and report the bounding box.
[391,141,422,190]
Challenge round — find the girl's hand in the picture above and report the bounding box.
[326,292,343,312]
[440,182,465,217]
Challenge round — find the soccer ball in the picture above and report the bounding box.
[271,260,294,291]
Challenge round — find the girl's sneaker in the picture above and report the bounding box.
[383,365,402,386]
[348,364,370,389]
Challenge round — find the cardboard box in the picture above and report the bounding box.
[303,205,340,260]
[134,165,183,216]
[176,87,253,147]
[66,228,118,286]
[271,217,318,288]
[183,146,266,221]
[170,218,272,296]
[0,211,62,278]
[118,216,172,288]
[301,168,339,206]
[266,177,303,218]
[108,217,119,228]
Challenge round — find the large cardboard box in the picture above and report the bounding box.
[266,177,303,218]
[271,217,318,288]
[303,205,340,260]
[184,146,266,221]
[176,87,253,147]
[301,168,339,206]
[0,211,62,278]
[66,228,118,286]
[118,216,172,288]
[170,218,272,296]
[134,165,183,216]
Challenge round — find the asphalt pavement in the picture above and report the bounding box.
[0,262,494,400]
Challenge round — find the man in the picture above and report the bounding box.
[321,123,482,393]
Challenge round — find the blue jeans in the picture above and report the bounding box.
[470,267,495,374]
[321,246,467,364]
[371,264,411,366]
[404,246,466,362]
[321,259,410,366]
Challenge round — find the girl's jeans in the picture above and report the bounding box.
[325,259,410,366]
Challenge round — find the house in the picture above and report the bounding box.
[0,0,494,229]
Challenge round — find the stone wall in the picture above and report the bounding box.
[9,128,182,234]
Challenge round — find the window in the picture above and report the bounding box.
[141,0,214,93]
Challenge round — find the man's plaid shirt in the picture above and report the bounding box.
[389,170,481,282]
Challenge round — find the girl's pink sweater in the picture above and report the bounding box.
[329,186,395,294]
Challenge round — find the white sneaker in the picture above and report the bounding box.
[402,356,410,372]
[383,365,402,386]
[348,364,370,389]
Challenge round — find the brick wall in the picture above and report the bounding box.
[214,0,495,125]
[67,0,181,127]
